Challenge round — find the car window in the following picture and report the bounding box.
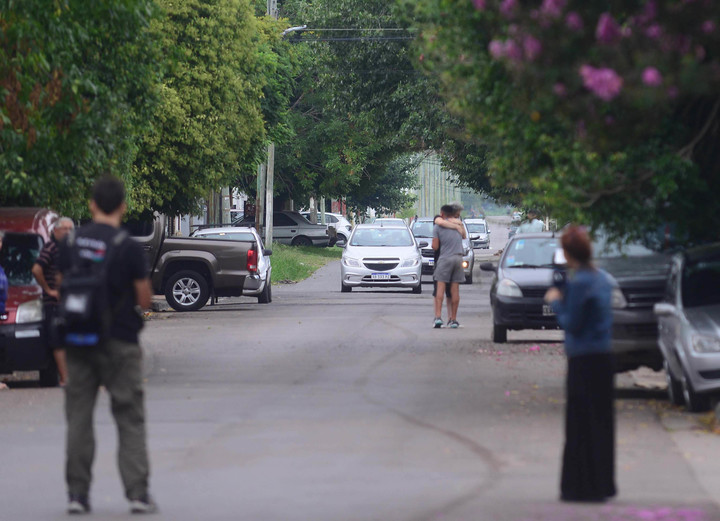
[196,232,255,241]
[502,237,559,268]
[351,228,414,247]
[682,258,720,308]
[593,234,656,258]
[466,223,486,233]
[0,233,43,286]
[273,213,296,226]
[411,221,434,238]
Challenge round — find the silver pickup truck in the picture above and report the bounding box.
[128,217,266,311]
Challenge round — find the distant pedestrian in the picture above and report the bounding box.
[57,176,157,515]
[544,225,616,502]
[0,231,7,321]
[517,209,545,233]
[432,204,466,328]
[32,217,75,385]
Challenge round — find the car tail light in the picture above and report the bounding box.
[247,249,258,273]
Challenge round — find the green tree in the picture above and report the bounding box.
[0,0,160,216]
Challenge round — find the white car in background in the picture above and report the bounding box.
[191,227,273,303]
[300,211,353,246]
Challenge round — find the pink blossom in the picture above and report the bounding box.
[637,1,657,25]
[642,67,663,87]
[579,65,623,101]
[645,24,662,39]
[504,40,523,62]
[472,0,487,10]
[489,40,505,59]
[500,0,518,19]
[523,35,542,61]
[702,21,716,34]
[596,13,622,44]
[565,12,584,32]
[553,83,567,97]
[540,0,566,19]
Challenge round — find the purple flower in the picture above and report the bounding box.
[579,65,623,101]
[472,0,487,10]
[702,21,716,34]
[523,35,542,60]
[637,1,657,25]
[645,24,662,39]
[596,13,622,44]
[642,67,663,87]
[540,0,566,19]
[489,40,505,59]
[500,0,518,19]
[565,12,584,32]
[504,40,523,62]
[553,83,567,97]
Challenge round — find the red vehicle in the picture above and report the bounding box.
[0,208,59,386]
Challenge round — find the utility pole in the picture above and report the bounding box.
[264,0,278,246]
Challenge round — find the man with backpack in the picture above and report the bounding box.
[57,176,156,515]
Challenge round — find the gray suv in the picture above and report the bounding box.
[235,211,331,247]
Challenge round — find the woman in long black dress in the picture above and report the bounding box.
[545,225,616,502]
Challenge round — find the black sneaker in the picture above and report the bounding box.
[129,494,158,514]
[67,494,91,515]
[448,320,460,329]
[434,317,443,328]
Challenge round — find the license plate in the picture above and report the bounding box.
[542,304,556,316]
[371,273,391,280]
[428,259,434,266]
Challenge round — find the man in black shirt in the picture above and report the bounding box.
[58,176,156,515]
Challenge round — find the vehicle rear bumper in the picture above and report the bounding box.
[0,322,51,374]
[242,274,266,296]
[492,296,559,330]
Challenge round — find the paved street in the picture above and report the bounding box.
[2,218,720,520]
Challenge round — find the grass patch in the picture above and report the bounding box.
[269,243,343,284]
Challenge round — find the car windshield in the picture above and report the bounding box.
[593,234,656,258]
[0,232,43,286]
[682,258,720,308]
[503,237,559,268]
[466,223,486,233]
[196,232,255,241]
[351,228,414,247]
[412,221,434,238]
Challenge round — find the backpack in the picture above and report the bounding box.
[57,229,129,347]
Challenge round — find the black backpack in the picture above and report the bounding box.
[57,229,129,347]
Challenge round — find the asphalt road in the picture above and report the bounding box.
[2,217,720,520]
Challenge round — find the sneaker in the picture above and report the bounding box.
[67,494,91,515]
[448,320,460,329]
[433,317,444,328]
[129,494,158,514]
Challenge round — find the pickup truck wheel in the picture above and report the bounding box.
[166,270,210,312]
[492,323,507,343]
[258,277,272,304]
[291,236,313,247]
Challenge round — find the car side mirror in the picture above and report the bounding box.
[264,249,272,256]
[417,241,429,248]
[654,302,677,317]
[480,262,497,272]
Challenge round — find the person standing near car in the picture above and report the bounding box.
[518,209,545,233]
[432,204,466,328]
[32,217,74,386]
[544,225,616,503]
[57,176,157,515]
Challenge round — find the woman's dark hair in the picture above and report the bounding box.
[561,225,593,266]
[92,175,126,214]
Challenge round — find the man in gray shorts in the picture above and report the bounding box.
[433,204,466,328]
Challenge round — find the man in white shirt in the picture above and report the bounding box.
[517,209,545,233]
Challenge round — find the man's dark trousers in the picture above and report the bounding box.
[65,338,149,499]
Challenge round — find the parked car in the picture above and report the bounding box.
[481,232,562,342]
[410,217,475,284]
[128,217,259,312]
[0,207,59,386]
[300,211,352,246]
[654,243,720,411]
[465,218,490,249]
[235,211,331,247]
[373,218,408,227]
[191,227,272,304]
[593,234,671,372]
[340,224,423,293]
[508,222,519,239]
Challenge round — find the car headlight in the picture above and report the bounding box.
[497,278,523,298]
[342,256,361,267]
[16,299,43,324]
[462,260,469,269]
[611,288,627,309]
[692,335,720,353]
[401,256,420,267]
